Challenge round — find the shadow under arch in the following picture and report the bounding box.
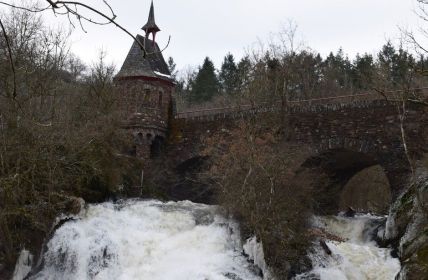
[300,148,392,215]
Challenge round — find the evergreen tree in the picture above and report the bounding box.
[219,53,239,94]
[167,56,177,80]
[415,54,428,73]
[393,48,415,87]
[322,48,353,89]
[189,57,220,103]
[377,42,415,87]
[236,56,252,92]
[378,42,396,71]
[294,51,323,99]
[352,53,375,89]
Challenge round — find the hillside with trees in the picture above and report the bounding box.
[0,1,428,279]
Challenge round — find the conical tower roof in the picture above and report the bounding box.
[115,35,172,82]
[142,1,160,34]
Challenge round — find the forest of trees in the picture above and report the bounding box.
[175,42,428,110]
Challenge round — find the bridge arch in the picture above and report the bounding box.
[300,146,410,214]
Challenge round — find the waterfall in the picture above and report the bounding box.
[23,200,262,280]
[13,200,402,280]
[296,215,401,280]
[12,250,33,280]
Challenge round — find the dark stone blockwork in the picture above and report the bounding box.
[114,2,174,162]
[114,2,428,210]
[169,100,428,211]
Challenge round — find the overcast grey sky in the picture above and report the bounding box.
[2,0,425,70]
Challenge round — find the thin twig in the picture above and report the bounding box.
[102,0,116,20]
[0,1,50,13]
[52,1,148,56]
[1,0,172,57]
[52,1,171,56]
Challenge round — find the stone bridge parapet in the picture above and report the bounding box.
[170,89,428,201]
[175,89,428,121]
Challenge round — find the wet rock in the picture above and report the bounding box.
[52,217,78,234]
[224,272,244,280]
[286,256,313,280]
[362,217,387,245]
[344,206,356,217]
[384,174,428,280]
[294,273,321,280]
[319,240,332,255]
[390,247,399,259]
[193,211,215,226]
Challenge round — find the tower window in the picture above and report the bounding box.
[137,133,144,144]
[158,91,163,107]
[144,89,150,104]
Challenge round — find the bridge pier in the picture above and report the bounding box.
[378,155,413,201]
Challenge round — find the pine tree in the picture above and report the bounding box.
[236,56,252,92]
[377,42,415,87]
[189,57,220,103]
[167,57,177,80]
[219,53,238,94]
[323,49,352,89]
[352,53,375,89]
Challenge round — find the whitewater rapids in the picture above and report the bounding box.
[296,215,401,280]
[26,200,262,280]
[14,200,402,280]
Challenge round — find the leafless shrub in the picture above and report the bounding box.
[202,118,318,277]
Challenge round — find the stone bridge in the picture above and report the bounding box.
[168,90,428,210]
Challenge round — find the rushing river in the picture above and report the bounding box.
[21,200,262,280]
[13,200,400,280]
[296,215,401,280]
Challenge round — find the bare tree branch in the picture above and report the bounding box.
[401,27,428,54]
[46,0,58,8]
[51,1,147,55]
[0,0,172,57]
[0,1,50,12]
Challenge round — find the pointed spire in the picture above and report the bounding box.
[142,1,160,42]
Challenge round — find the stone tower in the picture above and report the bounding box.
[115,1,174,160]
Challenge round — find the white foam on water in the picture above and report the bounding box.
[296,215,401,280]
[12,250,33,280]
[14,201,402,280]
[29,200,262,280]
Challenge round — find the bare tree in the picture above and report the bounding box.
[0,0,170,56]
[0,7,141,275]
[0,0,170,112]
[402,0,428,55]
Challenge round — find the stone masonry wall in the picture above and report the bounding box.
[173,100,428,198]
[115,78,174,161]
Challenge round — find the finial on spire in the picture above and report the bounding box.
[142,1,160,45]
